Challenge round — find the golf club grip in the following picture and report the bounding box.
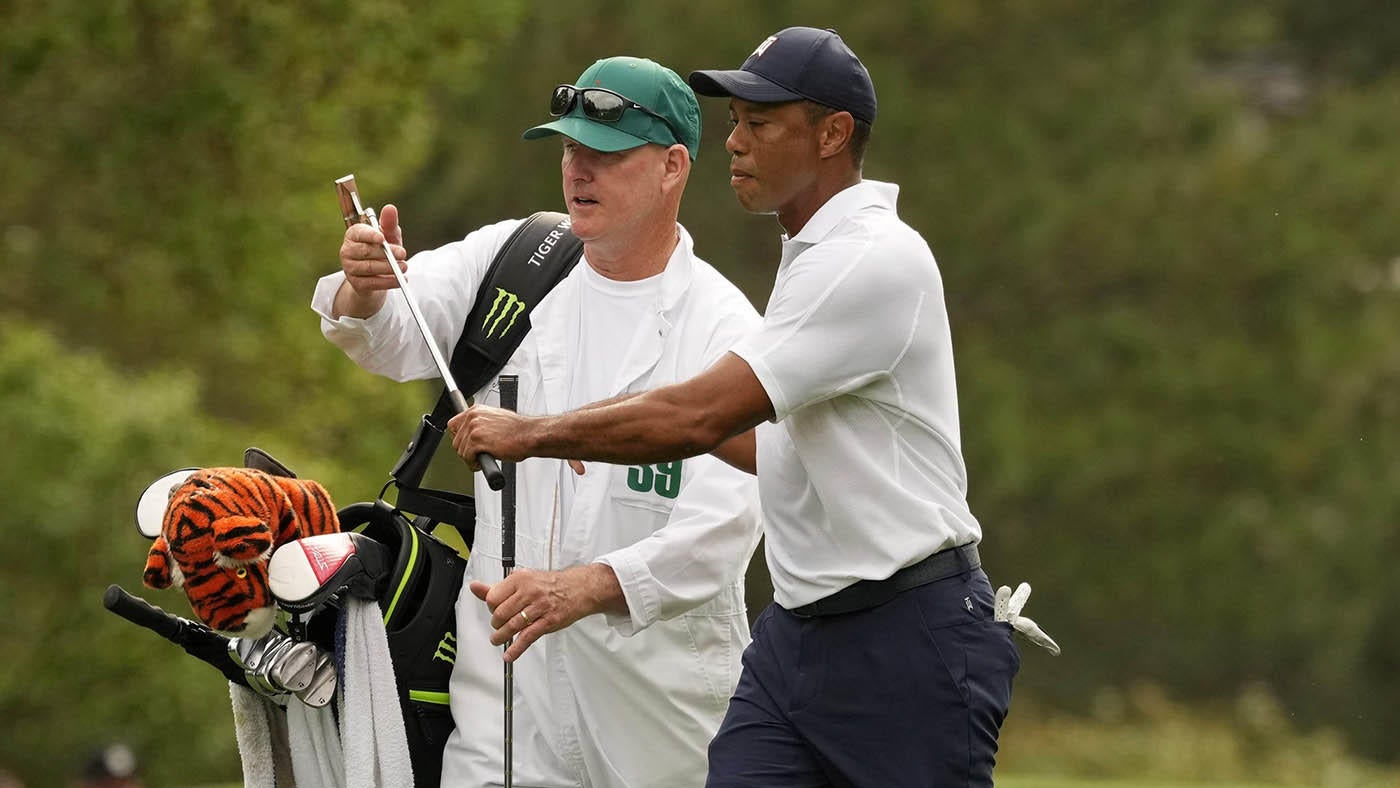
[480,455,504,490]
[104,584,184,642]
[499,375,519,569]
[446,387,505,490]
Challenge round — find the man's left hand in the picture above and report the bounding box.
[448,405,531,469]
[469,564,626,662]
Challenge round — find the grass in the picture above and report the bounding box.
[996,683,1400,788]
[190,684,1400,788]
[1000,779,1287,788]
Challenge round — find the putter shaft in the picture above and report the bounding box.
[499,374,519,788]
[335,174,501,486]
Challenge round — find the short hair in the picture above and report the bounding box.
[802,101,871,168]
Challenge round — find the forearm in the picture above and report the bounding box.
[453,353,772,469]
[577,392,754,473]
[572,563,629,617]
[526,384,732,465]
[577,392,639,411]
[331,279,386,320]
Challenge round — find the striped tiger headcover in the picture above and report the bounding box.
[143,467,340,637]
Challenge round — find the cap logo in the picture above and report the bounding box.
[751,35,778,58]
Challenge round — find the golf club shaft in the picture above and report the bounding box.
[499,374,519,788]
[337,175,504,490]
[103,584,248,686]
[104,583,185,642]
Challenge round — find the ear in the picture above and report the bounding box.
[212,515,273,567]
[143,537,184,589]
[660,144,691,194]
[817,111,855,161]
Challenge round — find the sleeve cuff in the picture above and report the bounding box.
[730,344,791,422]
[593,552,658,637]
[311,271,398,357]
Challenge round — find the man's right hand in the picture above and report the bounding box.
[332,203,409,319]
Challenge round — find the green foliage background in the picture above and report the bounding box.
[2,1,1397,785]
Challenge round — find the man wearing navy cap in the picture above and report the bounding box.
[314,56,762,787]
[452,29,1025,786]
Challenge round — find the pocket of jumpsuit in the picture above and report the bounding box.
[681,590,748,714]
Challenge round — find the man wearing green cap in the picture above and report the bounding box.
[312,56,762,788]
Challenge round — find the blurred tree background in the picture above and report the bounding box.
[3,0,1397,785]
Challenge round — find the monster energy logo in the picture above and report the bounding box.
[482,288,527,339]
[433,632,457,665]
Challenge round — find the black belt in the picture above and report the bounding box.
[790,543,981,618]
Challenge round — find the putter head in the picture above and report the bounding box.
[269,532,393,615]
[335,174,367,228]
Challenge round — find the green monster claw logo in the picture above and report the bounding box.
[483,288,527,339]
[433,632,457,665]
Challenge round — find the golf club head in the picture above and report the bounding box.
[295,652,338,708]
[269,532,393,615]
[230,638,282,698]
[228,632,273,674]
[266,640,319,692]
[228,629,335,699]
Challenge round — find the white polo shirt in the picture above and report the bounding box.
[731,180,982,609]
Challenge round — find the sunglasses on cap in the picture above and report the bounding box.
[550,84,683,145]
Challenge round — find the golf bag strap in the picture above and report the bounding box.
[392,486,475,536]
[388,212,582,524]
[444,211,583,404]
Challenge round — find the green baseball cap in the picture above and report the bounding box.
[523,56,702,160]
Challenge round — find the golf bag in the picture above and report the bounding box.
[108,212,582,786]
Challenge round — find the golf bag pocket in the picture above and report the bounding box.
[337,501,466,788]
[404,688,454,786]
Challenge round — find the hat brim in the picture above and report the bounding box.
[687,69,805,103]
[522,116,649,153]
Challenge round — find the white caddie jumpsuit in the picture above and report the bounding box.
[312,218,763,788]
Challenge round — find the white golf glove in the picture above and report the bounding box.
[994,582,1061,656]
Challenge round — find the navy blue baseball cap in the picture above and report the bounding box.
[688,27,877,125]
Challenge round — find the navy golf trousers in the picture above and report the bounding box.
[706,568,1020,787]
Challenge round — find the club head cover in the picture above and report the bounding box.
[269,532,393,615]
[243,447,298,478]
[134,468,198,539]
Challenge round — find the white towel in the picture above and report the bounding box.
[287,699,345,787]
[338,597,415,788]
[230,682,294,787]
